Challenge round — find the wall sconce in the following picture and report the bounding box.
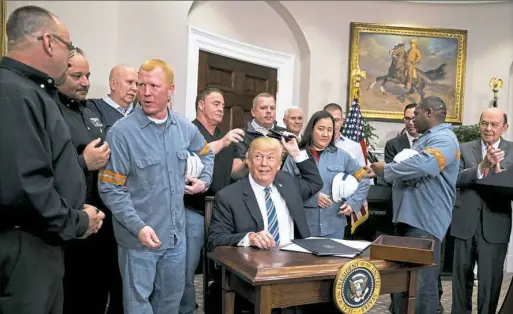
[489,77,503,108]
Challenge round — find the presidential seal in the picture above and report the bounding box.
[333,259,381,314]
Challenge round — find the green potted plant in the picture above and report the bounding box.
[363,119,379,150]
[453,124,480,143]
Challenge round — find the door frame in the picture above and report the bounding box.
[185,26,295,125]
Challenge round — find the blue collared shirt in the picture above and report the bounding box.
[282,147,369,237]
[384,123,460,240]
[98,106,214,250]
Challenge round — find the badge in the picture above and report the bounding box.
[333,259,381,313]
[89,118,103,128]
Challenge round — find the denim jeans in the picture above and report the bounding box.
[179,209,205,314]
[118,239,186,314]
[392,223,441,314]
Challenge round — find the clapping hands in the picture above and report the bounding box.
[480,145,505,176]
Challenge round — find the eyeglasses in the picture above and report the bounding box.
[480,121,501,129]
[403,117,414,122]
[37,33,77,56]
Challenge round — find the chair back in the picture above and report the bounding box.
[204,196,215,233]
[203,195,216,313]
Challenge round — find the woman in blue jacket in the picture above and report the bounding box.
[282,110,370,239]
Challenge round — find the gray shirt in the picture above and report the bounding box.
[99,106,214,250]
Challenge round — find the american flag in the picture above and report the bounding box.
[342,98,369,234]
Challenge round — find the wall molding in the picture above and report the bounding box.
[407,1,506,3]
[185,26,295,125]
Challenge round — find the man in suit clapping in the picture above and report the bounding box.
[451,108,513,314]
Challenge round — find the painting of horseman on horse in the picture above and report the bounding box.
[367,40,448,103]
[349,23,467,123]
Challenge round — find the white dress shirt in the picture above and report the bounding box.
[405,132,419,148]
[103,95,134,116]
[335,135,366,167]
[238,150,309,247]
[477,139,501,179]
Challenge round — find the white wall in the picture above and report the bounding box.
[282,1,513,145]
[6,0,513,142]
[187,1,301,109]
[8,1,121,97]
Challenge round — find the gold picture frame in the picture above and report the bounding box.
[1,1,6,56]
[348,22,467,124]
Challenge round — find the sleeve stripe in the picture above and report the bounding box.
[99,169,127,180]
[98,169,127,186]
[197,141,210,156]
[353,168,367,181]
[423,148,446,170]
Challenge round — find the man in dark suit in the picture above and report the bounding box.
[384,103,419,163]
[208,136,322,251]
[451,108,512,314]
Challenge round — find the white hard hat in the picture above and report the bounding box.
[393,148,419,163]
[332,173,359,203]
[185,152,204,179]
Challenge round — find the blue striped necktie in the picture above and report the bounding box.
[264,186,280,244]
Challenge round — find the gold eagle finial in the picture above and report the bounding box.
[351,66,367,101]
[489,77,503,93]
[489,77,503,108]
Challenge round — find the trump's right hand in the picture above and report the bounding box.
[248,230,275,249]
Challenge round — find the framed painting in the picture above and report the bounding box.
[347,22,467,124]
[1,1,5,56]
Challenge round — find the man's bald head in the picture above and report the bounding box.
[109,64,137,81]
[7,6,57,50]
[479,107,508,145]
[6,6,73,85]
[480,107,507,125]
[108,64,138,108]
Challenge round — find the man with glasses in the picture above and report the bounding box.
[366,96,460,314]
[0,6,104,314]
[385,103,419,163]
[451,108,512,314]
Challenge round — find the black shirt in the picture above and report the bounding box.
[87,98,130,133]
[0,57,89,243]
[234,120,288,160]
[183,119,234,215]
[58,92,106,209]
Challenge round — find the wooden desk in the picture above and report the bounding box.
[209,246,433,314]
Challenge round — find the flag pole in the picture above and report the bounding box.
[348,66,370,235]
